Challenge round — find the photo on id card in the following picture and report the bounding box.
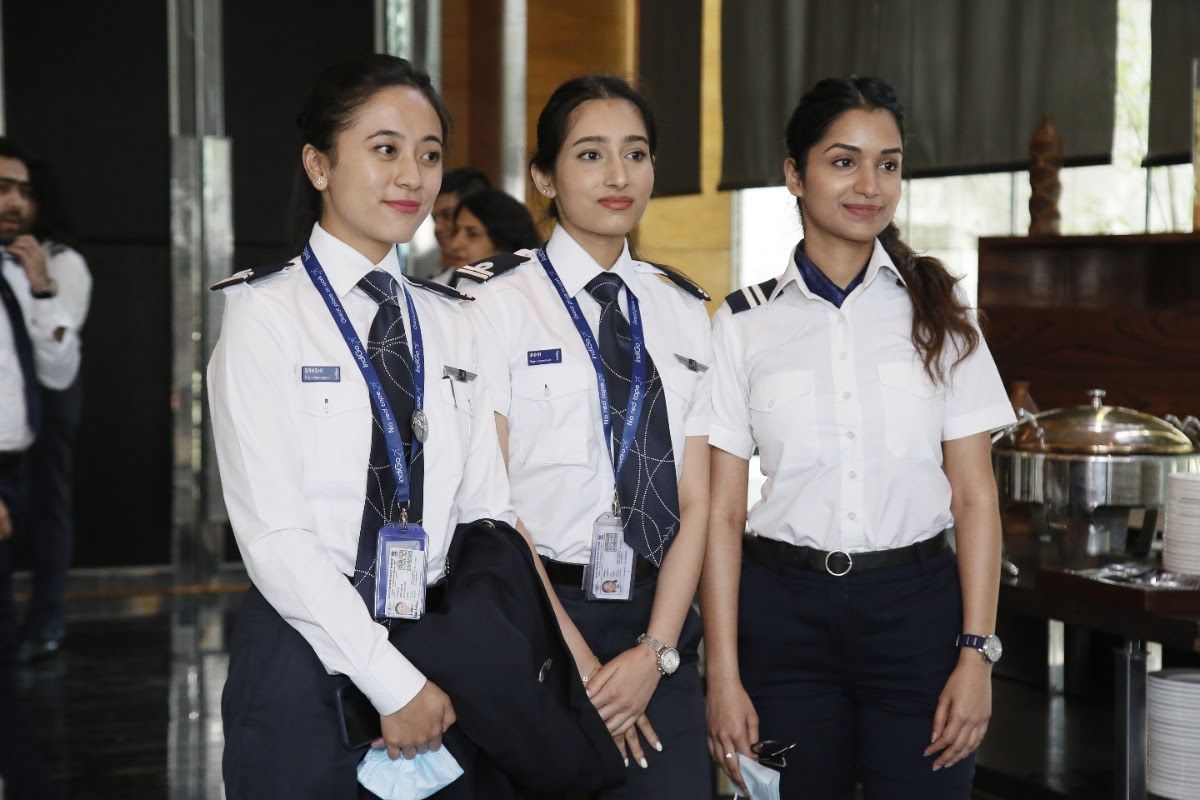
[584,512,634,601]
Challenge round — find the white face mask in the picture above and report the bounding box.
[734,754,782,800]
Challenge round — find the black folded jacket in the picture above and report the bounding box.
[378,518,625,795]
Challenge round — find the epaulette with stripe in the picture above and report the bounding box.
[725,278,779,313]
[47,241,69,256]
[405,275,474,301]
[452,251,532,285]
[209,261,293,291]
[650,262,711,301]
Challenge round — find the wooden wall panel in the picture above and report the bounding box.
[440,0,502,181]
[979,233,1200,418]
[637,0,732,310]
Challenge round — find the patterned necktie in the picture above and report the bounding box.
[0,265,41,437]
[351,269,424,615]
[584,272,679,566]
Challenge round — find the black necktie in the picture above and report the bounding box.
[0,265,41,438]
[351,270,424,615]
[584,272,680,566]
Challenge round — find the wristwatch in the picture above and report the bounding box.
[956,633,1003,664]
[637,634,680,676]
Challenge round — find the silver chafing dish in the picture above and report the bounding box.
[993,389,1200,568]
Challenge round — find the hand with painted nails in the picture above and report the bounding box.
[612,714,661,770]
[587,643,662,737]
[924,653,992,771]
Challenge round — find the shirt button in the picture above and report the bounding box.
[842,391,852,400]
[847,431,856,440]
[849,470,858,479]
[839,352,848,360]
[848,512,857,520]
[767,399,775,409]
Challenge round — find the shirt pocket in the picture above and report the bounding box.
[295,381,371,484]
[748,370,818,466]
[436,372,475,455]
[877,361,945,459]
[509,361,592,466]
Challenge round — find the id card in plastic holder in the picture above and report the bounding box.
[375,523,428,620]
[583,512,635,601]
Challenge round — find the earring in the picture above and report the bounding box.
[316,176,325,188]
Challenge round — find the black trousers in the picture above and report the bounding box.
[222,587,512,800]
[0,457,58,799]
[22,379,83,643]
[739,543,974,800]
[553,576,711,800]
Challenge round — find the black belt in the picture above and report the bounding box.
[540,555,657,588]
[0,450,25,474]
[744,531,949,576]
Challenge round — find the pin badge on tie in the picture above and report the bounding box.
[412,409,429,443]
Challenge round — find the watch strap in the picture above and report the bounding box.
[956,634,988,650]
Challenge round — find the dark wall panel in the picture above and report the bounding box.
[224,0,376,267]
[4,0,172,566]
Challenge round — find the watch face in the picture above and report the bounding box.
[983,635,1003,663]
[660,647,681,675]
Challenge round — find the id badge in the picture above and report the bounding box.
[374,524,428,620]
[583,512,635,601]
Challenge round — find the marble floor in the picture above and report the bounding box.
[1,581,1091,799]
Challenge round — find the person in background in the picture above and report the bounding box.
[702,76,1013,799]
[444,188,539,284]
[459,75,715,799]
[431,166,490,274]
[0,136,75,798]
[3,144,92,663]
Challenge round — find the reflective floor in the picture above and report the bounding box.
[3,579,1079,799]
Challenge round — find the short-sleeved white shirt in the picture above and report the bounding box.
[709,239,1015,552]
[464,225,714,564]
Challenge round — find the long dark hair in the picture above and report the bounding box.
[785,76,979,383]
[289,54,451,251]
[454,188,540,253]
[530,75,657,222]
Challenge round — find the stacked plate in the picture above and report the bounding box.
[1164,474,1200,575]
[1148,670,1200,799]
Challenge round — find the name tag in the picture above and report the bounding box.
[301,365,341,382]
[527,348,562,366]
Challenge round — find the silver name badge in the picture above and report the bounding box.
[442,365,478,382]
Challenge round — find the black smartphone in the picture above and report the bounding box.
[335,681,382,750]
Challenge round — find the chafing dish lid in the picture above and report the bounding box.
[1004,389,1196,455]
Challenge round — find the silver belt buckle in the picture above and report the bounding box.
[824,550,853,577]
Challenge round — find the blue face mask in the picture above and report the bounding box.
[734,754,782,800]
[357,745,464,800]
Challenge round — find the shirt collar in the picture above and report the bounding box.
[543,224,635,298]
[769,237,904,303]
[307,222,404,298]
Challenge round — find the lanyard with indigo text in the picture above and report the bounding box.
[301,245,424,509]
[536,248,646,478]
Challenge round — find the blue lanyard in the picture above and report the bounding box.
[301,245,424,507]
[536,248,646,475]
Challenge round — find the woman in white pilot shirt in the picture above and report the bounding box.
[207,55,514,797]
[701,77,1016,800]
[460,76,713,798]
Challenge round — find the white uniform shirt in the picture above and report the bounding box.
[45,243,92,386]
[0,249,79,451]
[465,225,713,564]
[208,223,515,716]
[710,239,1015,552]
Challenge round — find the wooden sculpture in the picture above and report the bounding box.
[1029,113,1063,236]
